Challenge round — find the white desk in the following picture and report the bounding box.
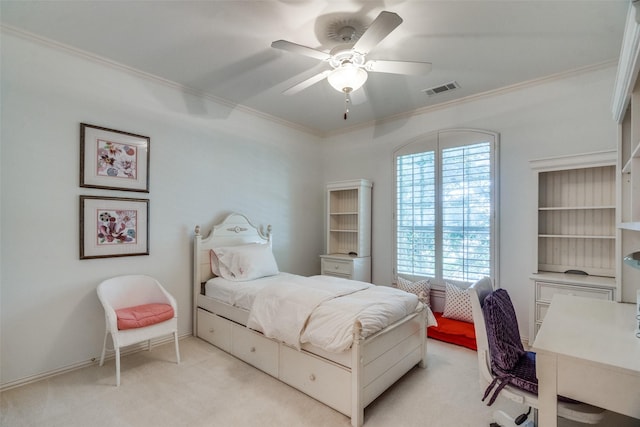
[532,295,640,427]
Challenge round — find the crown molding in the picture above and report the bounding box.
[611,3,640,123]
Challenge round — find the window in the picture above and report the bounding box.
[394,129,498,284]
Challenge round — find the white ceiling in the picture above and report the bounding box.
[0,1,630,135]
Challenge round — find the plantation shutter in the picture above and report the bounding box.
[394,130,496,283]
[396,150,436,277]
[441,142,492,281]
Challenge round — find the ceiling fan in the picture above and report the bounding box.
[271,11,432,118]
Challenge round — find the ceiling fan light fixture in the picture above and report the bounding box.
[327,65,368,93]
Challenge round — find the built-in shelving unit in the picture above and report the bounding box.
[320,179,372,282]
[534,154,617,277]
[529,151,618,340]
[613,1,640,304]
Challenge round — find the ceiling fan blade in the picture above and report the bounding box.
[365,60,432,75]
[283,70,332,95]
[353,11,403,54]
[271,40,330,61]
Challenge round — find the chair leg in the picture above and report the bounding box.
[174,331,181,364]
[115,346,121,387]
[99,330,108,366]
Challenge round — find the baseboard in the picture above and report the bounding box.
[0,332,192,392]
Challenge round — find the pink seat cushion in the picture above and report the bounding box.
[116,303,174,330]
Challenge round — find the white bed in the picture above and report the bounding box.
[193,213,428,427]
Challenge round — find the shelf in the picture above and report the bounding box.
[534,162,616,280]
[538,206,615,211]
[618,222,640,231]
[325,179,372,262]
[538,234,615,239]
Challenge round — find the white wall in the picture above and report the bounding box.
[321,66,619,342]
[0,32,324,388]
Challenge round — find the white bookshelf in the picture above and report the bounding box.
[529,151,617,340]
[321,179,372,282]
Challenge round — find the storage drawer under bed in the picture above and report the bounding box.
[279,345,351,416]
[232,323,279,377]
[197,308,232,353]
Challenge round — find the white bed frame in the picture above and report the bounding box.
[193,213,426,427]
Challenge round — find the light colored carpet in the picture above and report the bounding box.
[1,337,638,427]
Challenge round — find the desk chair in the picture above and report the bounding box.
[97,275,180,386]
[468,277,604,426]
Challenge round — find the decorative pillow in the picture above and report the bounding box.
[209,249,222,276]
[396,276,431,308]
[442,282,473,323]
[213,243,279,281]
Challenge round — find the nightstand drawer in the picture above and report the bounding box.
[321,258,353,276]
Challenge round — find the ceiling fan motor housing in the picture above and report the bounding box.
[329,47,366,69]
[327,18,366,44]
[337,25,357,42]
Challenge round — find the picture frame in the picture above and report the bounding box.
[80,196,149,259]
[80,123,150,192]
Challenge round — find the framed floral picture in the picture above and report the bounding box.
[80,196,149,259]
[80,123,150,192]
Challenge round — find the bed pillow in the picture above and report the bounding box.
[442,282,473,323]
[209,249,222,276]
[396,276,431,309]
[213,243,279,281]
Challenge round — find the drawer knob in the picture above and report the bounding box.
[334,266,339,269]
[250,347,256,353]
[309,374,316,381]
[209,328,214,334]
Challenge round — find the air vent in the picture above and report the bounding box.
[423,81,460,97]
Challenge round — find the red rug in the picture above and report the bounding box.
[427,311,477,351]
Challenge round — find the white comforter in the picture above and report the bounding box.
[247,275,433,353]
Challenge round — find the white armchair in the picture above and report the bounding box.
[97,274,180,386]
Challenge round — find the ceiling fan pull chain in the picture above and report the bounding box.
[344,91,351,120]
